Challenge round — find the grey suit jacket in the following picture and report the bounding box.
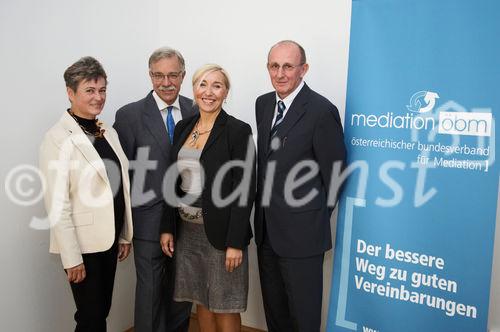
[114,91,197,241]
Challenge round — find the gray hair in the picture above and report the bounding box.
[63,56,107,91]
[148,46,186,72]
[268,40,307,64]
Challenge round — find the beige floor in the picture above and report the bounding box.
[125,315,265,332]
[188,315,264,332]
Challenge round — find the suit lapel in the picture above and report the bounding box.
[179,95,195,119]
[172,114,199,159]
[142,92,170,159]
[259,96,276,157]
[266,84,310,157]
[102,124,125,165]
[60,112,109,184]
[276,85,308,138]
[201,110,228,159]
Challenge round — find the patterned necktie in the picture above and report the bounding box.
[166,106,175,143]
[270,100,286,138]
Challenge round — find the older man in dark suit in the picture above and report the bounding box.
[114,47,196,332]
[255,40,347,332]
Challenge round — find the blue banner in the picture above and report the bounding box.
[327,1,499,331]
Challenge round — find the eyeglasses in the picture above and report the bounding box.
[267,63,304,73]
[150,71,184,82]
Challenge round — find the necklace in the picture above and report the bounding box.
[189,121,213,147]
[67,110,105,138]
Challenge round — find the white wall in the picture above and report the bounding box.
[0,0,158,330]
[0,0,498,331]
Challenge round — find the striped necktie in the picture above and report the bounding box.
[166,106,175,143]
[270,100,286,138]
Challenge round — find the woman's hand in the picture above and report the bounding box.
[118,243,131,261]
[66,263,86,283]
[160,233,175,258]
[225,247,243,272]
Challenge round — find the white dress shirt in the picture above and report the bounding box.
[271,80,305,129]
[152,91,183,133]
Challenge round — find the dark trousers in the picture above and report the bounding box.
[258,233,324,332]
[133,239,191,332]
[69,244,118,332]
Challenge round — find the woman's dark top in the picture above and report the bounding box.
[70,111,125,242]
[160,110,256,250]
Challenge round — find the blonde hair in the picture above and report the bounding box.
[192,64,231,91]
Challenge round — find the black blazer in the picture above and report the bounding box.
[160,110,256,250]
[254,83,346,258]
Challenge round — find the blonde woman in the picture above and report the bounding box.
[160,64,255,331]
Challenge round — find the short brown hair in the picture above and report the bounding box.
[63,56,107,91]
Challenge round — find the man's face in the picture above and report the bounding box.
[149,57,185,105]
[267,43,309,99]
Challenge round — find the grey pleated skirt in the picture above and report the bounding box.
[173,216,249,313]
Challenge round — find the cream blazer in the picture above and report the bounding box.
[39,112,133,269]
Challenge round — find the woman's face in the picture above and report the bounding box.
[194,71,228,114]
[67,77,107,119]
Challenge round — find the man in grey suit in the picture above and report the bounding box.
[114,47,196,332]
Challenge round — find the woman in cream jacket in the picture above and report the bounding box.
[39,56,133,332]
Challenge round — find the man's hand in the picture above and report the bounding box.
[66,263,86,283]
[225,247,243,272]
[118,243,131,261]
[160,233,175,258]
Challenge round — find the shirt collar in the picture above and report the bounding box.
[152,90,181,111]
[275,80,305,109]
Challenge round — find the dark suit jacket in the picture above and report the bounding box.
[254,83,346,258]
[113,91,197,241]
[160,110,256,250]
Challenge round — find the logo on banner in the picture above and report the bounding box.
[350,90,492,137]
[407,91,440,113]
[438,111,492,137]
